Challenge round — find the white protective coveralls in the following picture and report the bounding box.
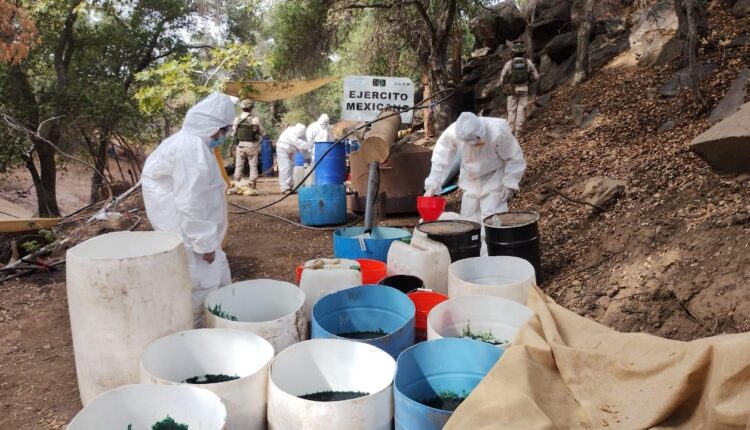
[141,92,235,327]
[276,124,311,192]
[306,114,334,144]
[424,112,526,228]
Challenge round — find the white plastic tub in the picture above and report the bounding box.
[387,237,451,294]
[140,329,274,430]
[426,295,534,348]
[268,339,396,430]
[448,256,536,304]
[299,258,362,323]
[205,279,305,353]
[66,231,193,405]
[67,384,226,429]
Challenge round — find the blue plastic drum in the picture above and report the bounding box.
[394,338,503,430]
[313,141,346,185]
[261,138,274,175]
[311,285,415,358]
[298,184,347,226]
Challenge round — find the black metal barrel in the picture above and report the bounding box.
[416,220,482,262]
[483,211,542,284]
[378,275,425,294]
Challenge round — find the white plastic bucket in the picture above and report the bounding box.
[268,339,396,430]
[387,237,451,294]
[140,329,274,430]
[205,279,305,353]
[448,256,536,304]
[66,231,193,405]
[426,295,534,348]
[67,384,226,430]
[299,258,362,323]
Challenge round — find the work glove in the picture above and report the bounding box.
[499,187,515,202]
[424,178,441,197]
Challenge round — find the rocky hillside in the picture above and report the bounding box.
[470,1,750,340]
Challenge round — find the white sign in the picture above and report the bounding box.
[342,75,414,123]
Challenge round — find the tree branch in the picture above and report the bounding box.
[2,113,109,184]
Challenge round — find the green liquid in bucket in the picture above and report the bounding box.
[151,416,188,430]
[419,391,468,412]
[298,391,369,402]
[337,329,386,339]
[183,374,239,384]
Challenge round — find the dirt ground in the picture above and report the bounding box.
[0,177,394,429]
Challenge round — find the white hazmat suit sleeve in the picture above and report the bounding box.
[424,124,459,195]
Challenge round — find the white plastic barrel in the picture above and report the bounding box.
[67,384,227,430]
[448,256,536,304]
[205,279,306,353]
[140,329,274,430]
[387,236,451,294]
[293,165,306,189]
[299,258,362,323]
[66,231,192,405]
[427,295,534,348]
[268,339,396,430]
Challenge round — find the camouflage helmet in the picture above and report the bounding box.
[240,99,254,110]
[511,41,526,54]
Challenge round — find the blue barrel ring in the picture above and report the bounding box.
[394,338,503,430]
[311,285,415,358]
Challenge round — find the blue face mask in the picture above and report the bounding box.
[208,134,226,149]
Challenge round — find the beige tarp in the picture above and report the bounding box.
[446,287,750,429]
[223,76,340,102]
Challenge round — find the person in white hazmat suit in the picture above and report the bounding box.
[306,113,334,144]
[141,92,235,327]
[424,112,527,241]
[276,123,311,193]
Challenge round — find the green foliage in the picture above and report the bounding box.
[461,322,508,345]
[135,44,260,115]
[268,0,335,79]
[39,229,56,243]
[20,240,40,254]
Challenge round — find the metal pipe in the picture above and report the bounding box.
[364,161,380,234]
[361,110,402,164]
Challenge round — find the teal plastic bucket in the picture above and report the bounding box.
[333,227,411,262]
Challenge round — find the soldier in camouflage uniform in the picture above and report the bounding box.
[499,41,540,135]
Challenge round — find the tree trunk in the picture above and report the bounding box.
[573,0,596,85]
[675,0,707,103]
[89,130,111,202]
[428,48,455,134]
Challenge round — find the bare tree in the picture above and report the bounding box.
[675,0,708,104]
[573,0,596,85]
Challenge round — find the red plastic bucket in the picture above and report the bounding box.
[407,290,449,342]
[355,259,387,285]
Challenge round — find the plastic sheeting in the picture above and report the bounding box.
[224,76,340,102]
[446,287,750,429]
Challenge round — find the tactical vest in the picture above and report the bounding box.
[509,58,530,85]
[237,117,261,142]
